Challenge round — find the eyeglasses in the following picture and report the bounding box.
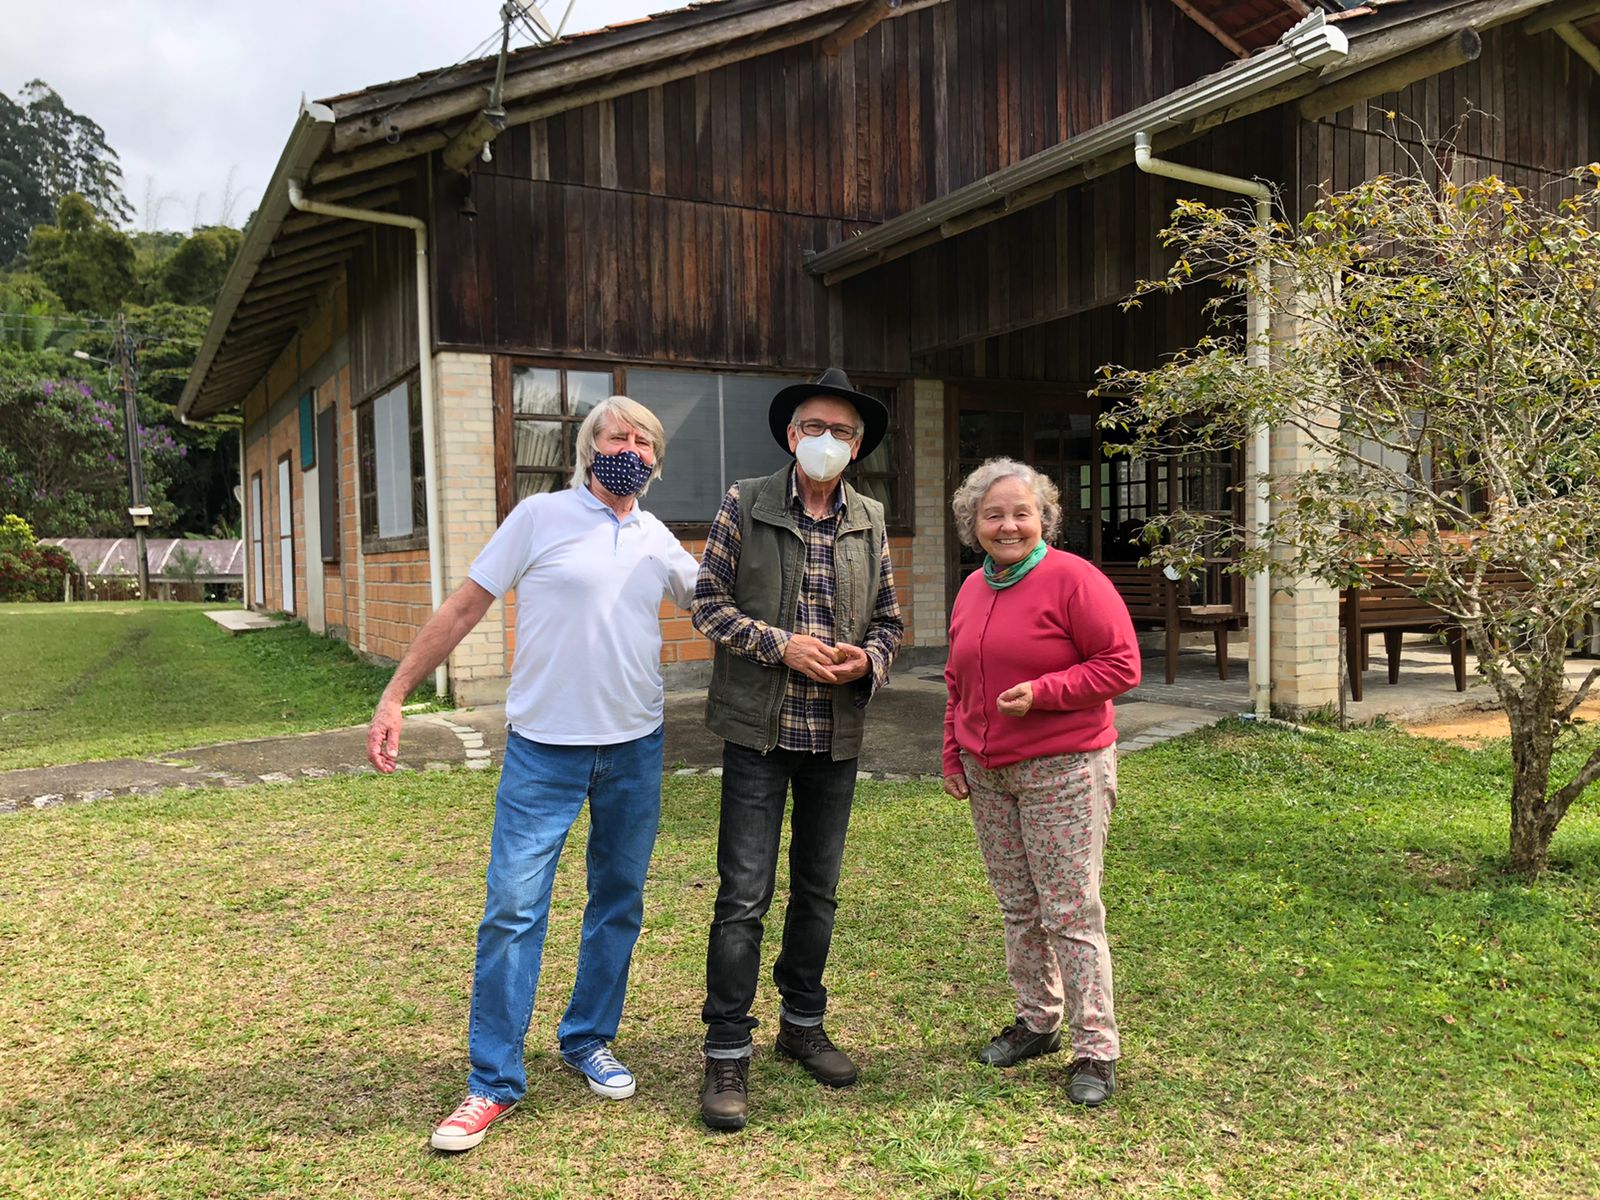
[792,418,862,442]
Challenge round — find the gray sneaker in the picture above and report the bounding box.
[977,1022,1062,1068]
[1067,1057,1116,1107]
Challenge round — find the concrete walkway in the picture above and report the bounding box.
[7,639,1585,814]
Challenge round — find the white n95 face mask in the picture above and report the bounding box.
[795,432,852,481]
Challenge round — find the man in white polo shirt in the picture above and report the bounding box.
[364,395,698,1154]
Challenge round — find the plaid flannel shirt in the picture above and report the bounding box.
[692,472,903,754]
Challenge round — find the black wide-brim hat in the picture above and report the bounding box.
[768,368,889,460]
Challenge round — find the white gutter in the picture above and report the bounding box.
[286,179,448,701]
[238,429,248,610]
[805,11,1348,277]
[1133,132,1273,720]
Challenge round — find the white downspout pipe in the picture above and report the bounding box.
[238,426,248,609]
[286,179,448,700]
[1133,131,1273,719]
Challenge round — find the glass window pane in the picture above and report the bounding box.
[720,373,798,484]
[567,370,612,419]
[1033,413,1061,463]
[1060,515,1091,555]
[627,369,726,522]
[959,409,1025,461]
[515,418,565,470]
[1064,413,1094,462]
[373,380,413,538]
[854,476,893,507]
[513,367,561,416]
[516,471,563,501]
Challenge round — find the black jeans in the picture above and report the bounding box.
[702,741,858,1054]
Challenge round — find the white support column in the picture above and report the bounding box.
[909,378,947,648]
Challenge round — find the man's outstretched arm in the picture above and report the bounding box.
[367,580,496,772]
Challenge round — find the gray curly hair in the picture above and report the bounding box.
[950,457,1062,550]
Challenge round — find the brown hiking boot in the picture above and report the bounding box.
[774,1019,859,1087]
[700,1055,749,1131]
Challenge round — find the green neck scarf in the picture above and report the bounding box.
[982,542,1048,589]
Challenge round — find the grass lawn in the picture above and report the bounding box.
[2,722,1597,1199]
[0,602,428,770]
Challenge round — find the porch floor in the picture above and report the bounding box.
[1134,635,1599,724]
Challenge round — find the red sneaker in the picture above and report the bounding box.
[430,1095,516,1152]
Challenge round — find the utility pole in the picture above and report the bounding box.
[114,313,152,600]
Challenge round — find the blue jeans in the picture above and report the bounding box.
[465,726,664,1103]
[702,742,858,1056]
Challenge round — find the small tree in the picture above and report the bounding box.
[162,542,208,601]
[0,512,74,601]
[0,348,180,536]
[1101,143,1600,879]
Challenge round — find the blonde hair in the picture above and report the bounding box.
[570,395,668,496]
[950,457,1062,550]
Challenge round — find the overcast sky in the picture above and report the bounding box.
[2,0,662,232]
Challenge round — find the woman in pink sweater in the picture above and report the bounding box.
[943,458,1141,1107]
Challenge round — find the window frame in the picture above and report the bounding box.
[316,397,340,564]
[491,356,911,536]
[356,368,429,554]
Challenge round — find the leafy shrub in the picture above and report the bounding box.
[0,513,75,601]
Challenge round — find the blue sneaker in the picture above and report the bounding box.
[562,1044,637,1099]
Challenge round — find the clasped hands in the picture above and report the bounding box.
[781,632,871,685]
[942,679,1035,799]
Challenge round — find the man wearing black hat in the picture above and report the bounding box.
[691,368,904,1131]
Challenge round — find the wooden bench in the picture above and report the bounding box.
[1341,565,1466,701]
[1341,563,1531,700]
[1099,561,1245,685]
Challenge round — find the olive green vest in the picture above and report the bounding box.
[705,467,886,761]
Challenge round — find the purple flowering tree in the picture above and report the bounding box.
[0,348,179,536]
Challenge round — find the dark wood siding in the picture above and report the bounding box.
[834,106,1291,373]
[348,175,425,400]
[429,0,1232,369]
[1295,23,1600,218]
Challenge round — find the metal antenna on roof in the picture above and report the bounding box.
[555,0,578,39]
[505,0,557,45]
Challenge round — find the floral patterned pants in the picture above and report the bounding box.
[961,745,1120,1062]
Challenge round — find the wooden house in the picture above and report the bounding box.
[178,0,1600,710]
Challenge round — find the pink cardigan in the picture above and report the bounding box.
[943,548,1142,775]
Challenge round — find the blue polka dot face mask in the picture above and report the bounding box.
[590,449,654,497]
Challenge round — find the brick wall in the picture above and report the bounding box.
[433,353,508,704]
[1257,293,1341,714]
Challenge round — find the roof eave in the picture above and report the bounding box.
[805,0,1566,279]
[177,101,336,422]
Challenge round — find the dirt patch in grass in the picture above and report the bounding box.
[1404,698,1600,747]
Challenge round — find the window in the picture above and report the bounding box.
[845,382,905,523]
[626,369,792,523]
[629,369,915,524]
[357,376,426,546]
[317,403,339,563]
[249,471,265,606]
[277,454,295,614]
[509,366,616,501]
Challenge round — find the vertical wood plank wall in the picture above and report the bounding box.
[1297,23,1600,217]
[426,0,1233,373]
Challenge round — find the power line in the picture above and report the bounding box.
[369,19,521,135]
[0,310,122,327]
